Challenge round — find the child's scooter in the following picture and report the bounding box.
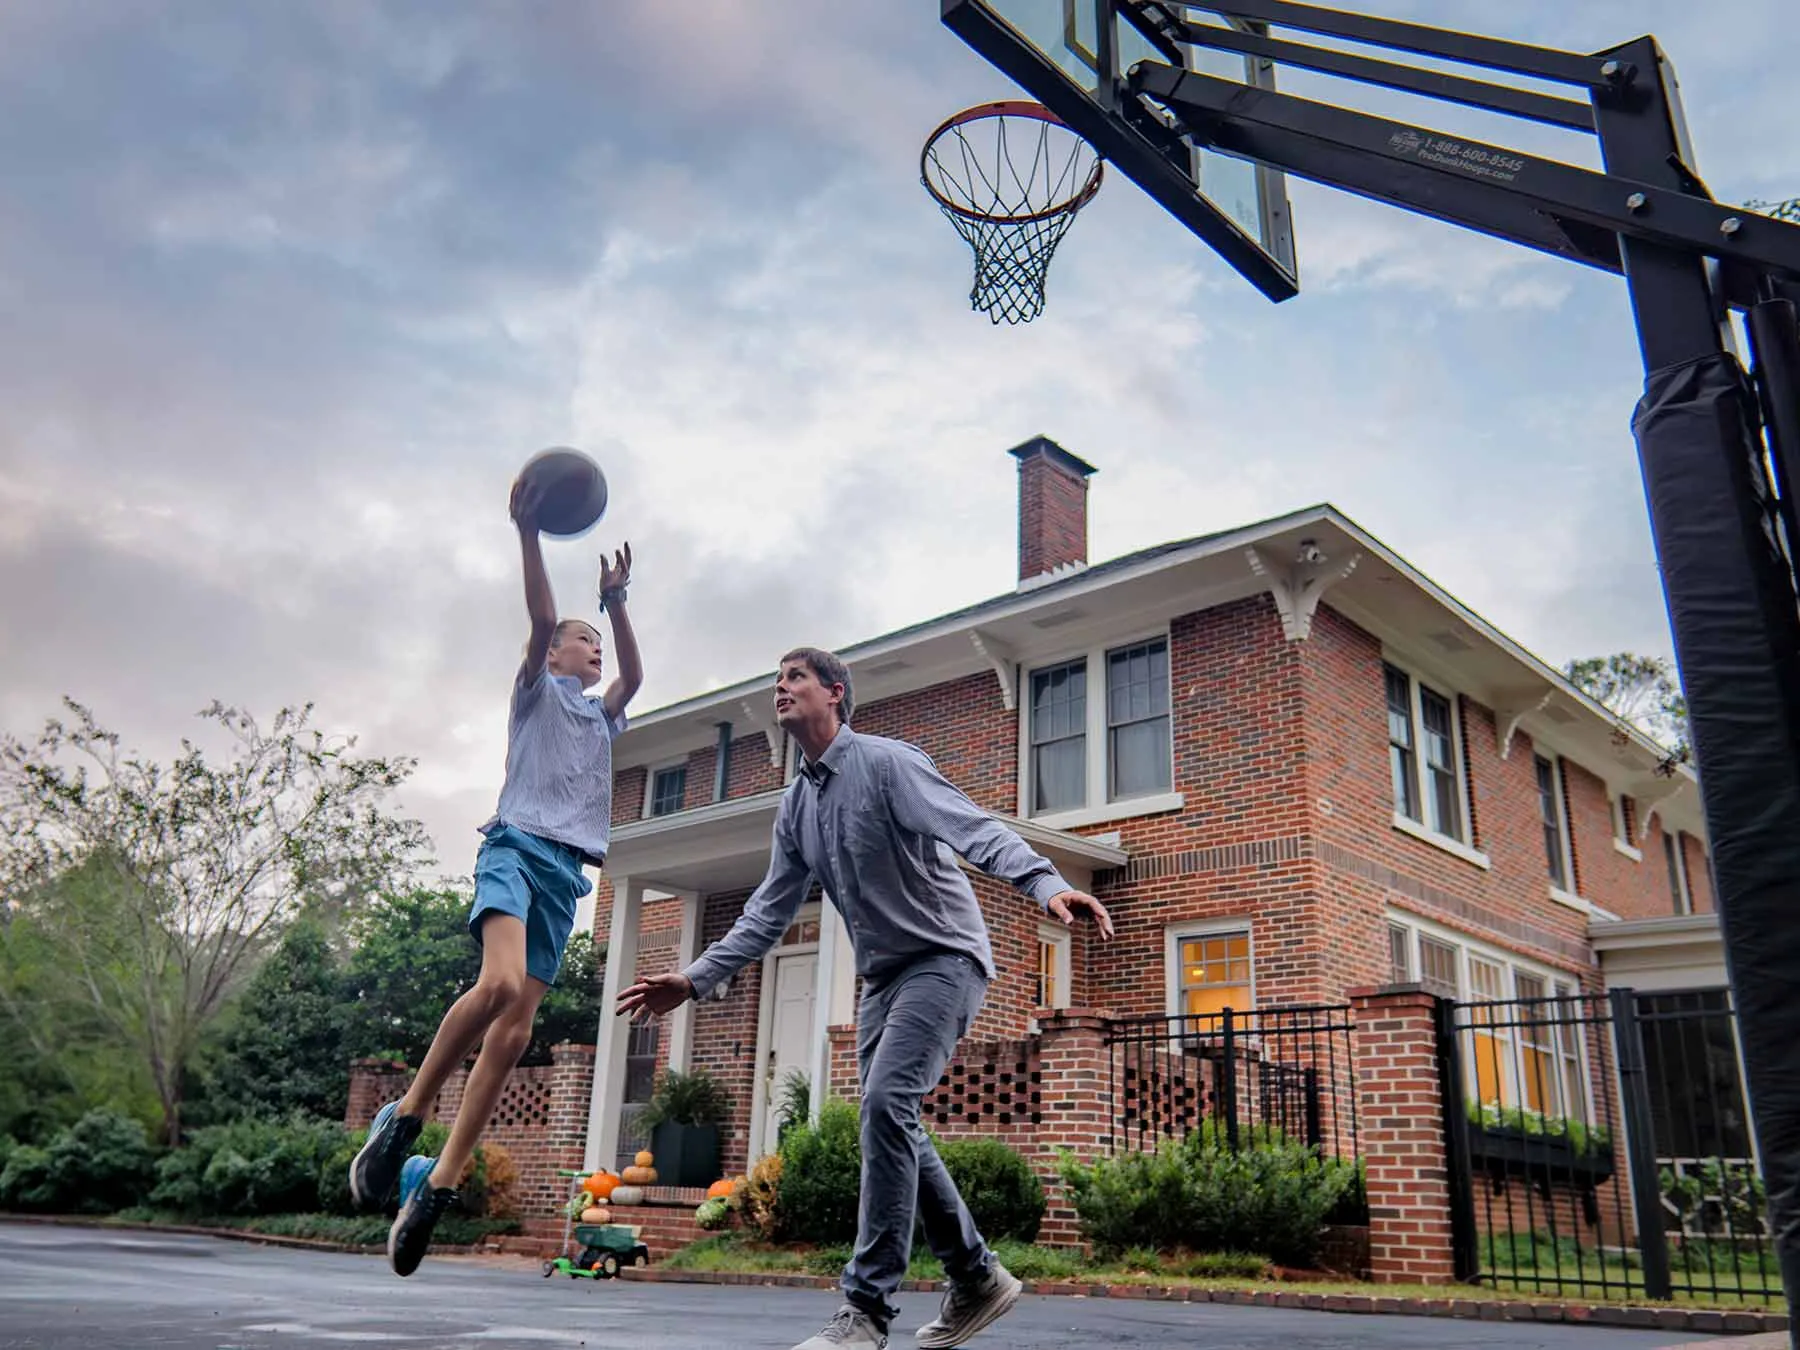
[542,1168,651,1281]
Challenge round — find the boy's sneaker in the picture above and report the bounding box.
[348,1101,423,1212]
[914,1263,1022,1348]
[388,1155,456,1278]
[790,1304,888,1349]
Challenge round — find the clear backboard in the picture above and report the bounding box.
[942,0,1300,300]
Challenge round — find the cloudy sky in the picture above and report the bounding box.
[1,0,1792,872]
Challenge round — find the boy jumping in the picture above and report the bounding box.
[348,472,641,1276]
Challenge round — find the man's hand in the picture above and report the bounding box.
[616,971,694,1021]
[1047,889,1114,940]
[598,542,632,600]
[510,475,546,534]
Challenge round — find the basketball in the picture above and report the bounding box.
[518,446,609,538]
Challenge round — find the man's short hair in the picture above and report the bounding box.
[782,646,853,724]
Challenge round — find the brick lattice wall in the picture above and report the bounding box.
[346,1043,596,1223]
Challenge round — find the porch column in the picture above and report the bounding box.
[666,890,703,1074]
[807,895,854,1122]
[584,874,644,1172]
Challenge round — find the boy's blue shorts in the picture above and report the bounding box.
[468,823,595,986]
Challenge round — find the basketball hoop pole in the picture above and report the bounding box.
[947,0,1800,1324]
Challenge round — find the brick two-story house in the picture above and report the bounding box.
[579,436,1717,1180]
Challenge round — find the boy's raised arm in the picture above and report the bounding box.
[510,476,558,681]
[599,543,641,722]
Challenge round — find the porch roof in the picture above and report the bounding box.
[604,788,1131,895]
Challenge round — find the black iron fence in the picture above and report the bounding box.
[1105,1005,1360,1166]
[1442,986,1777,1305]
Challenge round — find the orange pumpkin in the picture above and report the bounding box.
[621,1163,658,1186]
[706,1178,736,1200]
[580,1205,611,1224]
[582,1171,618,1200]
[634,1150,655,1168]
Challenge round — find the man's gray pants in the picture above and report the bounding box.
[841,951,993,1327]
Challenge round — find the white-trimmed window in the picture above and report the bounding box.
[1387,912,1590,1120]
[1384,662,1470,845]
[1610,793,1642,861]
[1664,830,1693,915]
[1166,923,1252,1020]
[648,763,688,818]
[1534,753,1575,893]
[1024,634,1177,823]
[1035,922,1071,1010]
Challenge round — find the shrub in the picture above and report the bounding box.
[735,1152,784,1241]
[936,1138,1044,1244]
[773,1100,862,1245]
[0,1110,158,1214]
[0,1145,58,1211]
[1057,1121,1357,1268]
[151,1115,345,1217]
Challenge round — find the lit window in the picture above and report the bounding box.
[1176,930,1251,1019]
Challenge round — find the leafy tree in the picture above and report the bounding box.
[1562,652,1690,761]
[339,888,605,1068]
[339,887,480,1068]
[529,929,605,1064]
[0,699,429,1142]
[202,920,348,1123]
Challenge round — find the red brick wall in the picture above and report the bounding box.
[686,889,766,1179]
[852,672,1017,814]
[613,765,646,826]
[1299,607,1593,978]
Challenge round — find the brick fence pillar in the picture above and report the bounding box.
[345,1058,410,1130]
[1031,1008,1112,1245]
[1349,984,1456,1285]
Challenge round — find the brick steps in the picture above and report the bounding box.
[519,1199,713,1261]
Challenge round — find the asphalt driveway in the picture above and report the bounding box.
[0,1221,1722,1349]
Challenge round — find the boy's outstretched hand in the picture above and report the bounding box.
[510,475,546,533]
[598,542,632,599]
[616,971,693,1021]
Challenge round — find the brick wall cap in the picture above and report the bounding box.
[550,1041,597,1061]
[1348,984,1440,1007]
[350,1057,409,1070]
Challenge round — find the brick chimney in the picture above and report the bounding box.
[1010,435,1097,584]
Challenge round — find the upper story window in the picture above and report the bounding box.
[1535,753,1574,893]
[1664,830,1693,914]
[1025,634,1174,821]
[1384,662,1468,844]
[649,764,688,817]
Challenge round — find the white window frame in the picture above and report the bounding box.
[1163,919,1255,1020]
[643,757,691,819]
[1385,909,1593,1120]
[1383,658,1487,869]
[1034,922,1072,1011]
[1611,792,1643,862]
[1533,752,1586,911]
[1019,630,1184,829]
[1663,829,1693,915]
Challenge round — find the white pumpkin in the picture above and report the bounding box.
[608,1184,644,1206]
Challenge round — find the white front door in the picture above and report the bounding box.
[764,951,818,1148]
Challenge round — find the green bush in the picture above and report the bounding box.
[936,1138,1044,1244]
[774,1099,863,1245]
[151,1116,347,1217]
[1057,1121,1357,1268]
[0,1145,58,1211]
[0,1110,158,1214]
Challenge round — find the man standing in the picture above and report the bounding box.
[617,647,1114,1350]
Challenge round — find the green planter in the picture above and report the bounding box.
[649,1122,721,1189]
